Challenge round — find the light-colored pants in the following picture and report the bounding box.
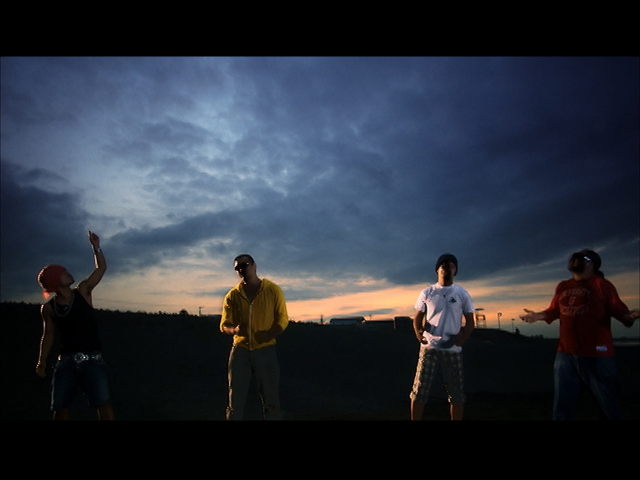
[226,344,282,420]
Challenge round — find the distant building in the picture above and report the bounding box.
[330,316,365,326]
[393,316,413,331]
[359,316,413,331]
[361,318,395,329]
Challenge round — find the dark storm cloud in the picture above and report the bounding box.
[1,56,638,307]
[0,162,91,299]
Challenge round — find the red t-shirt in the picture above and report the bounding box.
[543,275,631,357]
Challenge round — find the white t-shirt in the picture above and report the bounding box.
[414,283,475,352]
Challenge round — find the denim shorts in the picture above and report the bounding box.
[410,348,466,405]
[51,352,111,410]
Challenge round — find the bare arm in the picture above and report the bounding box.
[413,309,427,343]
[455,311,475,346]
[36,304,56,378]
[77,231,107,306]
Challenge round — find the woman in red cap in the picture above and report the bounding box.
[36,231,113,420]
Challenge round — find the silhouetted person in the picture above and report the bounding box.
[220,254,289,420]
[36,231,114,420]
[521,249,640,420]
[410,254,475,420]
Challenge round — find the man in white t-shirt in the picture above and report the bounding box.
[409,253,475,420]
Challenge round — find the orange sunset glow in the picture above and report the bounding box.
[3,57,638,346]
[91,266,639,340]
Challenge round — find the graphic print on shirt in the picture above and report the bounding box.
[558,286,589,317]
[424,287,459,335]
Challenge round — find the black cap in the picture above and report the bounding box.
[435,253,458,275]
[580,249,601,271]
[571,249,603,277]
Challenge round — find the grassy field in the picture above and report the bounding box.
[2,302,638,421]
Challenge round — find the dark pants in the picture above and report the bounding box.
[553,352,623,420]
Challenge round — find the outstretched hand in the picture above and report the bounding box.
[520,309,542,323]
[88,230,100,250]
[624,309,640,326]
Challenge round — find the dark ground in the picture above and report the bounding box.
[2,302,639,421]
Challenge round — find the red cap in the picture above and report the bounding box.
[37,264,66,302]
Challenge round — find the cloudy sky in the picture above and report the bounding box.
[2,56,638,337]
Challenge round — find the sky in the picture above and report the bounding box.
[1,56,639,338]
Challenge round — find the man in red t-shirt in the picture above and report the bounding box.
[520,249,639,420]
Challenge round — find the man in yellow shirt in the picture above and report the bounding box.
[220,254,289,420]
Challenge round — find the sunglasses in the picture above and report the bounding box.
[570,253,592,262]
[234,261,252,271]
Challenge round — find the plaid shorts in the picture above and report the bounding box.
[409,348,466,405]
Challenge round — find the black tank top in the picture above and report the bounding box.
[52,289,102,354]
